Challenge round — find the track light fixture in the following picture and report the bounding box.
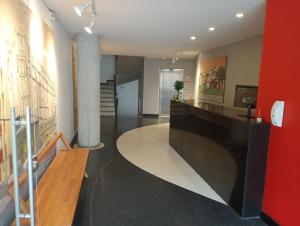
[74,0,97,17]
[74,3,91,17]
[171,51,183,64]
[84,21,95,34]
[74,0,97,34]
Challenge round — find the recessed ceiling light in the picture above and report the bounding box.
[236,13,244,18]
[190,36,196,40]
[209,27,216,31]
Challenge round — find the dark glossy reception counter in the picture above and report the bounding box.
[169,100,270,218]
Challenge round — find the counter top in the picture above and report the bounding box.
[175,100,256,123]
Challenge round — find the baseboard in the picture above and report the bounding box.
[261,211,279,226]
[143,114,159,118]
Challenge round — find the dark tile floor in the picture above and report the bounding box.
[73,116,267,226]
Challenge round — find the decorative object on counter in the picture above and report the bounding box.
[245,97,256,118]
[256,108,263,123]
[174,80,184,100]
[198,56,227,103]
[256,117,263,123]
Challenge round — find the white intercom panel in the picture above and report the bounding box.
[271,101,285,127]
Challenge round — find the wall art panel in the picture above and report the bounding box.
[0,0,56,182]
[198,56,227,103]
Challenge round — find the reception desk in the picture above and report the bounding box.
[169,100,270,218]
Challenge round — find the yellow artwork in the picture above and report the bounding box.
[198,56,227,103]
[0,0,57,182]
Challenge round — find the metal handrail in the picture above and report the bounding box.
[113,74,118,117]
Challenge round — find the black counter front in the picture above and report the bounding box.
[169,100,270,218]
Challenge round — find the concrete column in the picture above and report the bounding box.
[76,33,101,148]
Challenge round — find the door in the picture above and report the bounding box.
[159,69,184,116]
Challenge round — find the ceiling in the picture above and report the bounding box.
[43,0,266,59]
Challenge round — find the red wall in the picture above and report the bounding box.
[257,0,300,225]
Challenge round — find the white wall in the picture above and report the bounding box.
[195,36,263,108]
[100,55,115,83]
[23,0,74,140]
[117,80,139,117]
[143,58,196,115]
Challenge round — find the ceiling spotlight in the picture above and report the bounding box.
[84,22,95,34]
[236,13,244,18]
[190,36,196,40]
[74,3,91,17]
[209,27,216,31]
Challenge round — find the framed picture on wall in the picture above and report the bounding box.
[198,55,227,103]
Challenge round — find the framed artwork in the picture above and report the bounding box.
[198,56,227,103]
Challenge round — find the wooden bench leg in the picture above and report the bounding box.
[84,171,89,178]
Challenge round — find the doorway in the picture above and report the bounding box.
[159,68,184,116]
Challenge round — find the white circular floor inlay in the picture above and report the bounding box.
[117,123,226,205]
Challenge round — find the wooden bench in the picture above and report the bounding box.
[9,132,89,226]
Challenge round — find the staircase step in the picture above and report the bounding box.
[101,89,114,94]
[101,106,115,112]
[101,84,114,89]
[101,102,115,107]
[101,93,114,98]
[100,80,116,117]
[101,111,116,116]
[101,97,114,102]
[107,80,115,85]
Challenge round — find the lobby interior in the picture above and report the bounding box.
[0,0,299,226]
